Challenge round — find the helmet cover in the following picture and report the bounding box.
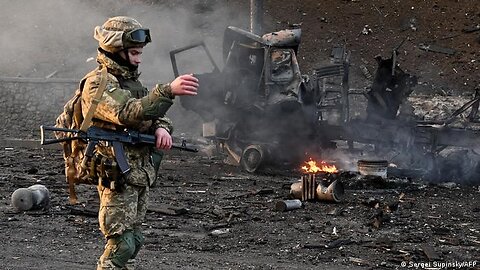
[94,16,150,53]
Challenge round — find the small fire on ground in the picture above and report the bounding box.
[301,159,338,174]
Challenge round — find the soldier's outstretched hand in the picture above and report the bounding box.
[170,74,198,96]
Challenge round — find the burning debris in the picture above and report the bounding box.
[301,159,338,174]
[290,159,345,203]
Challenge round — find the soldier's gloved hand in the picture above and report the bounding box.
[155,128,172,150]
[169,74,199,96]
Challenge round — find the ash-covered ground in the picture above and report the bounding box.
[0,146,479,270]
[0,0,479,269]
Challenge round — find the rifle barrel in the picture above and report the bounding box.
[171,144,198,152]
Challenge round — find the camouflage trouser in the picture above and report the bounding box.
[97,184,149,270]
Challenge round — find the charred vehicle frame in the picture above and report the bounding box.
[170,25,480,182]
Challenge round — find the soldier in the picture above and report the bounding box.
[84,16,198,269]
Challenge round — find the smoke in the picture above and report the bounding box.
[0,0,250,135]
[0,0,101,77]
[0,0,248,77]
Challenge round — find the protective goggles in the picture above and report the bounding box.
[125,28,151,43]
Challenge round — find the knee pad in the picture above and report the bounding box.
[105,231,136,267]
[132,229,145,258]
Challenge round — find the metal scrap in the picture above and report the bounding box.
[418,43,456,55]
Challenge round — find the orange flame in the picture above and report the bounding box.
[301,159,338,174]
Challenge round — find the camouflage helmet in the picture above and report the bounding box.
[94,16,151,53]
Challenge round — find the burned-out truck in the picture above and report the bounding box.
[171,26,317,172]
[171,25,480,182]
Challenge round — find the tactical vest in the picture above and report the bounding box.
[115,75,164,184]
[116,76,148,99]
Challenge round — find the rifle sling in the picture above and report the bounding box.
[80,67,108,132]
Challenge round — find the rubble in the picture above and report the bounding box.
[1,148,478,269]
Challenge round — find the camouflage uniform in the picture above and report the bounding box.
[84,16,174,270]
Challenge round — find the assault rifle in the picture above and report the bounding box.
[40,125,198,175]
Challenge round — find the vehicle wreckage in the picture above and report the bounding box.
[170,25,480,182]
